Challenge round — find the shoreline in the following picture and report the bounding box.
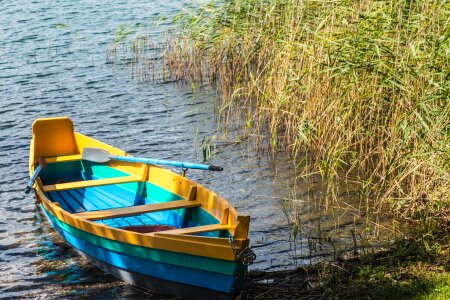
[243,234,450,299]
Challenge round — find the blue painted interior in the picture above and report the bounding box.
[183,208,230,238]
[39,160,130,185]
[43,161,226,234]
[46,184,186,228]
[142,182,183,203]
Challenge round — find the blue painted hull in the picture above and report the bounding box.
[41,205,244,299]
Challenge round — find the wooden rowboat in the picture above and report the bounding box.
[27,117,253,299]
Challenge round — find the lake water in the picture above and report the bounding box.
[0,0,391,298]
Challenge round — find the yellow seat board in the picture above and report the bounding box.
[153,224,231,236]
[75,200,201,220]
[45,154,83,163]
[43,176,141,192]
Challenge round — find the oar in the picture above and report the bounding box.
[24,157,47,194]
[82,148,223,171]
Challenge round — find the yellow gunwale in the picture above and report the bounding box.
[30,117,250,261]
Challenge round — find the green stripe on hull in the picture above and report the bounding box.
[41,204,238,275]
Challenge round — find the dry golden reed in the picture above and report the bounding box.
[129,0,450,232]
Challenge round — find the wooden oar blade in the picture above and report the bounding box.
[82,147,112,163]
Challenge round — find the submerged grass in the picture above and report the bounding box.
[149,0,450,236]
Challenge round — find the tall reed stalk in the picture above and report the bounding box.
[144,0,450,232]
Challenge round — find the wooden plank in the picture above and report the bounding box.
[220,207,230,225]
[58,190,86,213]
[188,185,197,201]
[234,215,250,239]
[45,154,82,163]
[43,176,141,192]
[153,224,231,236]
[75,200,201,220]
[85,187,132,208]
[48,191,80,213]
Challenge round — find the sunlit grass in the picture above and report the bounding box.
[315,233,450,299]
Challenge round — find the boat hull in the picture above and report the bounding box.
[41,204,246,299]
[78,252,235,300]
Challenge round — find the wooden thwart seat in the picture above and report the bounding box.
[43,175,142,192]
[45,154,83,163]
[154,224,231,236]
[75,200,201,221]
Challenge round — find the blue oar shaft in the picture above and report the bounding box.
[114,155,211,170]
[81,147,223,171]
[24,165,42,194]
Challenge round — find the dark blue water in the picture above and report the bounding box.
[0,0,385,298]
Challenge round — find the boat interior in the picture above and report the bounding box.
[40,160,229,237]
[30,117,245,239]
[38,159,230,238]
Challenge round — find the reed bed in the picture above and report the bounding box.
[121,0,449,236]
